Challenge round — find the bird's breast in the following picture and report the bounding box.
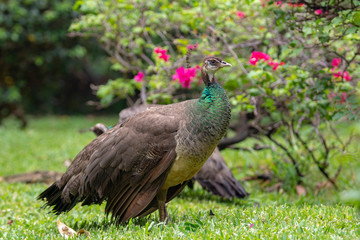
[161,114,227,189]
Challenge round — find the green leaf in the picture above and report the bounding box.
[345,26,358,34]
[352,11,360,26]
[248,88,261,96]
[332,112,346,121]
[332,17,343,25]
[302,26,312,36]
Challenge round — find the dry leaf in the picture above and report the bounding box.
[296,185,307,196]
[57,220,77,238]
[57,220,90,238]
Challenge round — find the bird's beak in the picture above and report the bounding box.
[220,61,232,68]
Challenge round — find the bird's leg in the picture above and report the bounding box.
[157,189,171,224]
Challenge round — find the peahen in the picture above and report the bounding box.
[38,56,232,224]
[91,106,248,199]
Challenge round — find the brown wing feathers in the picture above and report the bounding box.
[105,148,177,222]
[38,109,180,222]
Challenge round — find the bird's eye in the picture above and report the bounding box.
[209,60,217,65]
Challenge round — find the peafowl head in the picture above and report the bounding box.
[201,56,232,85]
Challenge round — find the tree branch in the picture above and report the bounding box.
[266,134,304,178]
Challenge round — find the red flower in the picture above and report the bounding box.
[154,47,170,62]
[276,1,283,6]
[134,72,144,82]
[315,9,322,15]
[249,51,285,70]
[333,71,342,78]
[288,3,304,7]
[341,92,347,103]
[249,51,272,65]
[236,11,246,19]
[172,67,198,89]
[332,58,341,67]
[159,53,170,62]
[268,61,280,70]
[154,47,165,54]
[333,70,351,81]
[187,43,198,50]
[343,71,351,81]
[251,51,271,61]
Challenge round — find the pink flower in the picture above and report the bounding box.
[134,72,144,82]
[187,43,198,50]
[172,67,198,89]
[249,51,285,70]
[268,61,280,70]
[158,53,170,62]
[252,51,271,61]
[333,71,351,81]
[341,92,347,103]
[333,71,342,78]
[154,47,166,54]
[249,57,258,65]
[249,223,254,229]
[276,1,283,6]
[343,71,351,81]
[267,61,285,70]
[154,47,170,62]
[332,58,341,67]
[249,51,271,65]
[236,11,246,19]
[268,61,279,71]
[315,9,322,15]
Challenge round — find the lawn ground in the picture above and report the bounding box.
[0,116,359,239]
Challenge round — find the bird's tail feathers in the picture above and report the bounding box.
[197,175,249,199]
[38,183,80,214]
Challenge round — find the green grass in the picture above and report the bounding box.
[0,116,359,239]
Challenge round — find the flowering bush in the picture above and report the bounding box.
[70,0,359,189]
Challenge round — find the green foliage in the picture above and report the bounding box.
[0,0,110,113]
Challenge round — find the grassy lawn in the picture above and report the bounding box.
[0,116,359,239]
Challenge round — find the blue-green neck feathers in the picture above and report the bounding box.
[198,82,230,111]
[196,81,231,133]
